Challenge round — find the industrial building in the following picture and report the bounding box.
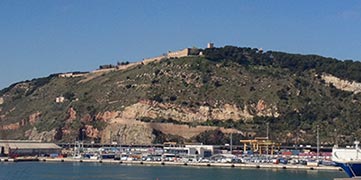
[163,144,214,158]
[0,140,61,158]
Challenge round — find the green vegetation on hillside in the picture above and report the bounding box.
[1,45,361,145]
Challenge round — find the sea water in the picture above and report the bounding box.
[0,162,346,180]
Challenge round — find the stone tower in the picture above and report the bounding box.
[207,42,214,48]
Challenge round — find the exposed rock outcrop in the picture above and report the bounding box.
[85,125,99,139]
[101,123,154,144]
[121,100,256,123]
[0,97,3,105]
[29,112,41,125]
[322,73,361,94]
[25,127,57,142]
[81,114,92,122]
[0,112,40,130]
[0,122,20,130]
[67,107,77,122]
[254,100,279,117]
[95,100,267,144]
[102,115,242,144]
[96,111,119,122]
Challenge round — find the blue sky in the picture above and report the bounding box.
[1,0,361,89]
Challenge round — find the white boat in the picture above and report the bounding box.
[332,141,361,178]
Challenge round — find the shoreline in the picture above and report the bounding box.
[1,157,342,171]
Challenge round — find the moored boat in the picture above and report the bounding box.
[332,141,361,178]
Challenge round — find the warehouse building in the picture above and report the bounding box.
[0,140,61,157]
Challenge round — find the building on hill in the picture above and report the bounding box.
[55,96,65,103]
[58,72,87,78]
[142,43,212,64]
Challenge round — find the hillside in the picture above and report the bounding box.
[1,45,361,146]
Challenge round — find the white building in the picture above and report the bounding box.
[163,145,214,158]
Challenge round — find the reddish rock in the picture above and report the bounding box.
[28,112,41,125]
[67,107,77,122]
[85,125,99,138]
[62,128,71,135]
[0,122,20,130]
[256,99,266,112]
[96,111,119,121]
[81,114,92,122]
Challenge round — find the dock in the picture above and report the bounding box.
[1,156,344,172]
[34,158,341,171]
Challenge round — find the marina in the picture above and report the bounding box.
[0,139,343,172]
[0,157,340,171]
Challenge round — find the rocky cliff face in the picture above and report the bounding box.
[322,73,361,94]
[120,99,278,123]
[98,100,252,144]
[0,97,271,144]
[102,123,154,145]
[25,127,57,142]
[0,111,41,131]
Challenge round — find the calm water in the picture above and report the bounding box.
[0,162,347,180]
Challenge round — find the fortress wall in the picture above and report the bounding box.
[167,48,190,58]
[143,55,166,65]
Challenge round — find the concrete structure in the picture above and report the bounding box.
[185,144,214,157]
[240,137,281,155]
[143,48,191,64]
[167,48,190,59]
[55,96,65,103]
[163,144,214,158]
[58,72,87,78]
[142,55,166,65]
[58,73,73,78]
[207,42,214,48]
[0,140,62,157]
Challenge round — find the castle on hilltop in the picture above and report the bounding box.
[142,42,214,64]
[58,43,215,78]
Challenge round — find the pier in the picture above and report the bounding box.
[0,157,341,171]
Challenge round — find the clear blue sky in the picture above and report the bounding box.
[1,0,361,89]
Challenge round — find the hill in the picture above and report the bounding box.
[1,45,361,146]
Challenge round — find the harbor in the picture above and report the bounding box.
[11,157,341,171]
[0,139,343,172]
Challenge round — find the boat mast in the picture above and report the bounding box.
[355,141,360,159]
[230,133,233,153]
[316,125,319,162]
